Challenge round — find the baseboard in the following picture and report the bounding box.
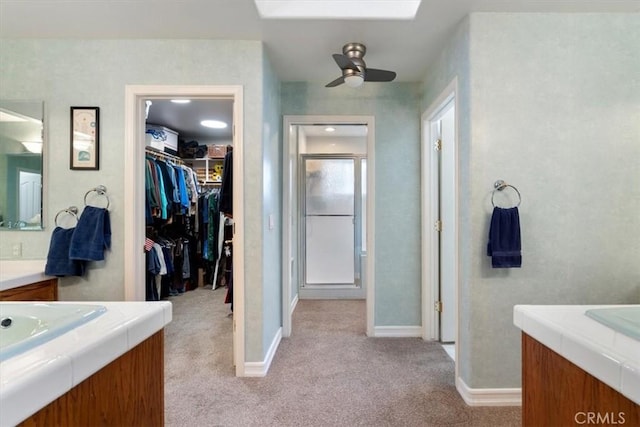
[243,327,282,377]
[373,326,422,337]
[456,376,521,406]
[290,293,299,314]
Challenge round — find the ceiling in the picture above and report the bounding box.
[146,99,233,142]
[2,0,637,141]
[1,0,637,84]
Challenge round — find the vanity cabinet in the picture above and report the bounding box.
[0,278,58,301]
[18,331,164,427]
[522,333,640,426]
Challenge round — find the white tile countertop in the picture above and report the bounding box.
[514,305,640,405]
[0,301,172,427]
[0,260,50,291]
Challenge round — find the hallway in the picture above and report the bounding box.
[164,290,520,426]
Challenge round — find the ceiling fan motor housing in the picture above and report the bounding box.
[343,43,366,75]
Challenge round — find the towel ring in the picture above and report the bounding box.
[84,185,110,209]
[491,180,521,208]
[54,206,79,227]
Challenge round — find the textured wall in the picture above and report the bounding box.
[281,82,422,326]
[467,13,640,388]
[421,15,472,383]
[422,13,640,390]
[0,39,272,362]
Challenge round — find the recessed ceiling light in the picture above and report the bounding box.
[201,120,228,129]
[171,99,191,104]
[254,0,422,20]
[325,127,336,132]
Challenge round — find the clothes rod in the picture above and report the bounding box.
[145,147,184,165]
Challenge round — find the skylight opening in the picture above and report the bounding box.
[254,0,422,20]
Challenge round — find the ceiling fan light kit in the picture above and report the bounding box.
[326,42,396,88]
[344,75,364,88]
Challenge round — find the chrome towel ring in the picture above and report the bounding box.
[84,185,110,209]
[54,206,79,227]
[491,180,521,208]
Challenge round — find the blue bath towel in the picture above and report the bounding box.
[45,227,86,277]
[69,206,111,261]
[487,207,522,268]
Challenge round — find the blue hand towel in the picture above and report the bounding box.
[45,227,86,277]
[487,207,522,268]
[69,206,111,261]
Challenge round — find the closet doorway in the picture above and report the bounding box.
[282,116,375,338]
[421,78,459,366]
[123,85,245,376]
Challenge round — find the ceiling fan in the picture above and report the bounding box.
[326,42,397,88]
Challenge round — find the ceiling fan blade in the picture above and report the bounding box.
[332,54,359,71]
[364,68,397,82]
[325,75,346,87]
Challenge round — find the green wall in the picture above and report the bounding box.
[281,82,422,327]
[422,13,640,389]
[0,39,275,363]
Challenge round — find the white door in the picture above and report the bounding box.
[18,170,41,223]
[438,105,456,343]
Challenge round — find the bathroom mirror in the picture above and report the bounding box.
[0,100,44,231]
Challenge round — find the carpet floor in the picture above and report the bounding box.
[164,287,521,426]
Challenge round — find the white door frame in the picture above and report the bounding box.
[282,115,375,337]
[421,77,459,358]
[123,85,245,376]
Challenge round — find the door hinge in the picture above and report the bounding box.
[435,301,443,312]
[434,139,442,151]
[435,220,442,232]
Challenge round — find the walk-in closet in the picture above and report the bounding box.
[142,98,235,368]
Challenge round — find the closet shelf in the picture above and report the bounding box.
[188,157,225,161]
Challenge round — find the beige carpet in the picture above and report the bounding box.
[164,287,521,426]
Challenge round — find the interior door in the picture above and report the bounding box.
[301,156,362,298]
[439,105,456,343]
[18,169,41,223]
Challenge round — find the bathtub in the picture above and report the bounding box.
[0,300,171,426]
[0,303,106,361]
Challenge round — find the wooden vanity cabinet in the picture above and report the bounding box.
[522,333,640,426]
[0,278,58,301]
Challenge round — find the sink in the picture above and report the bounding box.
[585,306,640,341]
[0,303,106,361]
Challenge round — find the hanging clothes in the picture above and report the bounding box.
[218,148,233,216]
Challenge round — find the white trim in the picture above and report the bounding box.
[281,115,376,338]
[123,85,245,377]
[281,117,295,338]
[373,326,422,337]
[290,293,299,314]
[243,327,282,377]
[456,377,522,407]
[366,119,375,338]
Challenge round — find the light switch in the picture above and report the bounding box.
[268,214,275,230]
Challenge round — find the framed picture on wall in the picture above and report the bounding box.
[70,106,100,170]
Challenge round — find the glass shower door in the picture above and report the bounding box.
[303,158,356,286]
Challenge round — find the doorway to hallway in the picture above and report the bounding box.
[282,115,376,337]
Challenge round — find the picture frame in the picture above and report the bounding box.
[70,106,100,170]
